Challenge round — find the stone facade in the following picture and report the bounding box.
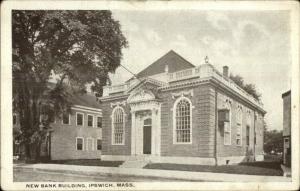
[100,50,266,165]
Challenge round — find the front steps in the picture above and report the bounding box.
[119,155,150,168]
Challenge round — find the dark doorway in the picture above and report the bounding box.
[143,118,152,154]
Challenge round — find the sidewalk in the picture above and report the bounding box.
[15,163,291,182]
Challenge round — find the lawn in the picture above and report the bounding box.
[45,159,124,167]
[144,161,283,176]
[14,167,194,182]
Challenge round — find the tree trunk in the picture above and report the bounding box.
[35,142,41,162]
[24,142,31,162]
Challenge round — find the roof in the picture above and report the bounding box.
[47,82,101,109]
[69,93,101,109]
[136,50,195,78]
[282,90,291,98]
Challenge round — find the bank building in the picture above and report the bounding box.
[99,50,266,166]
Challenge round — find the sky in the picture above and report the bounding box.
[110,10,291,131]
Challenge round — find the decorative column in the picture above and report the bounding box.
[131,111,136,155]
[157,103,161,156]
[151,108,156,155]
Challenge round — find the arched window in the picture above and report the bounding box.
[236,107,243,146]
[112,107,125,145]
[224,101,231,145]
[174,97,192,144]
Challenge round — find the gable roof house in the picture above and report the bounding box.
[99,50,266,166]
[13,91,103,161]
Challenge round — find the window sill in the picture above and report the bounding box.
[173,142,192,145]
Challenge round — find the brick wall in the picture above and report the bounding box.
[51,108,102,160]
[100,98,131,156]
[100,83,264,160]
[160,84,215,157]
[216,90,264,160]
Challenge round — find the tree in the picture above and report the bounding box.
[12,10,128,161]
[264,129,283,154]
[229,74,261,101]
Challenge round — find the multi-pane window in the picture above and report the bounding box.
[97,116,102,128]
[87,115,94,127]
[236,108,242,146]
[76,113,84,126]
[62,113,70,125]
[76,138,83,150]
[112,107,125,145]
[224,105,231,145]
[97,139,102,150]
[174,98,191,143]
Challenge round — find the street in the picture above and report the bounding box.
[14,167,195,182]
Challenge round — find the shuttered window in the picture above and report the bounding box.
[97,116,102,128]
[62,113,70,125]
[97,139,102,150]
[76,138,84,151]
[87,115,94,127]
[76,113,84,126]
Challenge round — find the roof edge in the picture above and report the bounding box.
[282,90,291,98]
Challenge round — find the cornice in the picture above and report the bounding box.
[209,78,266,114]
[99,94,129,102]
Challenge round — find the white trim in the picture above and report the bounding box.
[87,114,94,128]
[236,106,243,146]
[73,104,102,112]
[72,107,102,115]
[76,112,84,126]
[96,115,102,128]
[61,113,71,125]
[111,106,125,145]
[171,89,194,99]
[76,137,84,151]
[86,137,94,151]
[110,101,127,108]
[173,96,193,144]
[224,101,231,145]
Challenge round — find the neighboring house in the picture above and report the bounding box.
[13,93,103,160]
[282,90,291,167]
[99,50,266,165]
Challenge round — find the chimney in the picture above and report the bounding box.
[223,66,229,78]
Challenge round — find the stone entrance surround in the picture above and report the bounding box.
[128,89,161,157]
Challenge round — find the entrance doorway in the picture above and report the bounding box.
[143,118,152,154]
